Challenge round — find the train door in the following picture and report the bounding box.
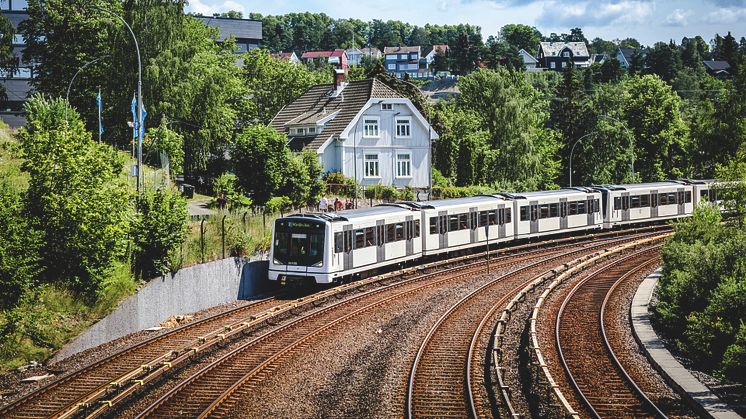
[677,188,685,215]
[621,192,630,222]
[650,190,658,218]
[560,198,568,229]
[586,196,595,226]
[376,220,385,263]
[498,205,506,238]
[469,207,478,243]
[438,211,448,249]
[405,215,414,256]
[343,225,354,270]
[530,201,539,234]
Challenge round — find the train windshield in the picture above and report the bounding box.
[272,219,325,267]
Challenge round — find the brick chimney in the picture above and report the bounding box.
[332,68,347,97]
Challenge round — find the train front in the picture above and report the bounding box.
[268,216,332,285]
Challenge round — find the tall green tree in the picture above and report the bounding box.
[645,41,681,82]
[0,13,15,101]
[132,188,187,279]
[551,66,589,185]
[499,24,542,54]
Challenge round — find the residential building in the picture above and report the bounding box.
[270,76,438,189]
[1,0,31,128]
[384,46,426,78]
[591,53,608,65]
[301,49,349,69]
[616,47,643,70]
[702,60,731,79]
[272,51,300,64]
[197,16,262,53]
[518,49,542,72]
[346,47,381,66]
[424,44,449,70]
[536,42,590,70]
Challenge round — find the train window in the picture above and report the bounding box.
[640,195,649,207]
[386,224,396,243]
[613,197,621,211]
[440,216,448,234]
[520,206,530,221]
[630,196,640,208]
[685,191,692,203]
[334,232,344,253]
[488,210,497,225]
[539,204,549,219]
[594,199,600,213]
[449,215,459,232]
[505,208,511,223]
[395,223,405,240]
[569,202,578,215]
[344,231,353,253]
[354,229,365,249]
[470,212,478,230]
[549,203,559,218]
[678,191,685,204]
[531,206,538,221]
[414,220,420,238]
[429,217,438,234]
[577,201,586,214]
[479,211,489,227]
[659,193,667,205]
[458,214,469,230]
[700,190,709,202]
[365,227,375,247]
[668,193,677,204]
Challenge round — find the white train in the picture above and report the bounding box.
[269,180,718,285]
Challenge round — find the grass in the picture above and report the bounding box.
[0,125,29,192]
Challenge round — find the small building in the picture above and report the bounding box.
[615,47,643,70]
[272,51,300,65]
[384,46,426,78]
[346,47,382,66]
[197,16,262,53]
[518,49,542,72]
[591,53,608,65]
[1,0,31,128]
[301,49,349,69]
[424,44,449,70]
[270,76,438,189]
[537,42,590,70]
[702,60,731,79]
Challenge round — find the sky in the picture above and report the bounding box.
[185,0,746,46]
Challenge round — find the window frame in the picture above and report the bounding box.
[362,117,380,138]
[363,153,380,178]
[395,116,412,138]
[380,103,393,111]
[395,152,412,178]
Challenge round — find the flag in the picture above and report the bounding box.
[139,104,147,139]
[130,93,137,139]
[96,88,103,141]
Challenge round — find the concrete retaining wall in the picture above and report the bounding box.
[52,257,270,362]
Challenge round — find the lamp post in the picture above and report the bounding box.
[569,131,598,187]
[90,6,143,193]
[599,114,635,183]
[65,55,110,104]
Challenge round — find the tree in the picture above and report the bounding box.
[551,66,589,185]
[450,31,479,75]
[499,24,542,54]
[231,125,295,205]
[298,150,324,208]
[482,36,521,70]
[145,120,185,177]
[432,49,450,73]
[713,31,740,68]
[17,96,131,297]
[132,189,187,279]
[645,41,681,82]
[566,27,588,44]
[0,13,15,101]
[589,37,616,55]
[624,75,691,181]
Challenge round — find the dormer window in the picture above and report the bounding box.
[563,50,571,57]
[308,127,317,135]
[296,128,306,136]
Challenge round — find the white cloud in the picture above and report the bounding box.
[703,7,746,23]
[187,0,246,15]
[188,0,215,15]
[664,8,692,26]
[536,1,654,28]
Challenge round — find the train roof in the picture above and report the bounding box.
[501,187,598,199]
[403,195,508,210]
[297,204,415,222]
[593,181,691,192]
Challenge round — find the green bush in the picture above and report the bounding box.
[265,196,293,214]
[132,189,188,279]
[323,171,359,197]
[213,173,253,210]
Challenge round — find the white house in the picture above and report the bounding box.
[270,77,438,189]
[518,48,542,72]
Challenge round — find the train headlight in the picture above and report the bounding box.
[273,258,281,265]
[312,261,323,267]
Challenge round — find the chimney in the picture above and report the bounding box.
[332,68,347,97]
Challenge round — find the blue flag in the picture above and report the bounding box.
[131,93,137,139]
[96,89,103,141]
[140,104,147,139]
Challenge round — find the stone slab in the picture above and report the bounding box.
[631,269,741,419]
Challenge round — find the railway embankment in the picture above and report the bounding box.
[52,257,270,362]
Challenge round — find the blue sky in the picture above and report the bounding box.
[186,0,746,46]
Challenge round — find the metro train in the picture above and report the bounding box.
[268,179,719,285]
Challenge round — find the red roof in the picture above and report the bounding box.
[330,49,346,58]
[432,44,449,53]
[301,50,334,59]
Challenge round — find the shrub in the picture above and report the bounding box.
[265,196,293,214]
[132,189,188,279]
[213,173,252,210]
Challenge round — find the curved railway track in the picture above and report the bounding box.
[555,248,666,418]
[0,294,283,418]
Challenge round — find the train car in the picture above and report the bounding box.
[504,188,603,240]
[689,179,719,208]
[595,181,694,228]
[405,195,514,257]
[269,205,423,285]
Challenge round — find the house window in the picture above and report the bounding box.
[363,118,379,138]
[381,103,393,111]
[395,117,411,138]
[12,34,24,46]
[364,154,380,178]
[387,64,396,70]
[396,153,411,178]
[295,127,306,136]
[563,51,570,57]
[307,127,316,135]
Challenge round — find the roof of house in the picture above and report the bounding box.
[196,16,262,41]
[330,49,346,58]
[301,50,334,59]
[539,42,589,58]
[519,49,538,63]
[270,79,401,151]
[617,47,636,64]
[272,52,296,60]
[702,60,731,72]
[360,47,381,56]
[384,46,421,54]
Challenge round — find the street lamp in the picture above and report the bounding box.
[89,5,143,193]
[65,55,110,104]
[599,114,635,183]
[569,132,598,187]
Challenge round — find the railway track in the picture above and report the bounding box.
[555,248,666,418]
[0,294,284,418]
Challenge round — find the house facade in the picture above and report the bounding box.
[384,46,427,78]
[702,60,731,79]
[197,16,262,53]
[270,78,437,189]
[301,49,349,69]
[518,49,542,72]
[1,0,32,128]
[536,42,590,70]
[346,47,381,66]
[424,45,449,70]
[272,51,300,64]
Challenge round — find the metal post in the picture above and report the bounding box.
[242,212,248,232]
[599,115,635,182]
[221,215,227,259]
[66,55,110,105]
[568,132,597,187]
[200,218,206,263]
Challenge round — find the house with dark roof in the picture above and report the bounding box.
[384,46,426,78]
[270,77,438,188]
[537,42,590,70]
[197,16,262,53]
[702,60,731,79]
[615,47,646,70]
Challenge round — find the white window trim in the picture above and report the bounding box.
[364,154,381,178]
[362,116,380,138]
[381,103,393,111]
[395,152,412,178]
[395,116,412,139]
